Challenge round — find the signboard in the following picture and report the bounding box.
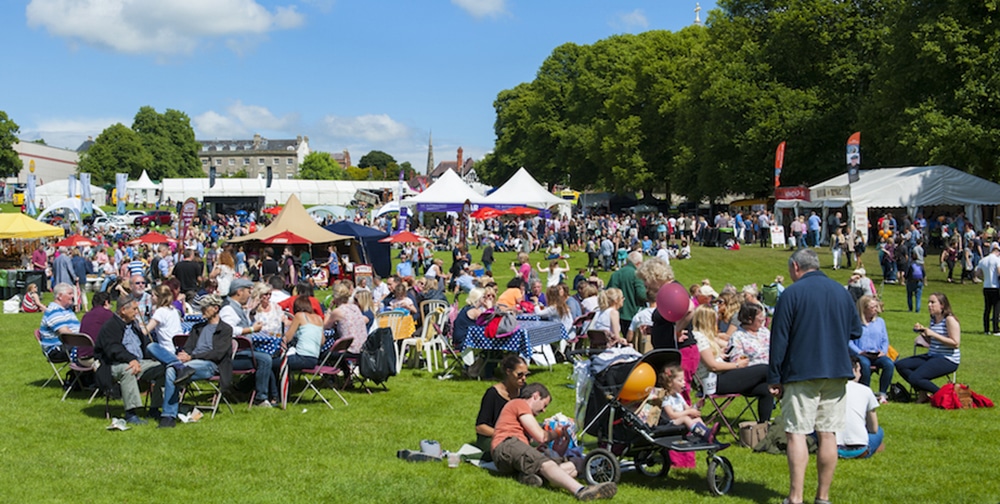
[812,185,850,200]
[775,186,810,201]
[770,225,786,247]
[353,264,373,290]
[179,197,198,242]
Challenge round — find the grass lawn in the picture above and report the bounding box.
[3,243,998,503]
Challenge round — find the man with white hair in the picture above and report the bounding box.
[38,282,79,363]
[607,250,646,335]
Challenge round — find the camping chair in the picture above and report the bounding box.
[398,306,448,374]
[58,332,102,403]
[586,329,611,351]
[910,335,957,394]
[36,329,68,388]
[760,283,780,315]
[693,373,759,447]
[177,339,238,419]
[293,337,352,408]
[566,312,596,353]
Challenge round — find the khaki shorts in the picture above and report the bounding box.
[781,378,848,434]
[492,437,549,476]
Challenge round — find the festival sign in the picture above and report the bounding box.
[775,186,810,201]
[179,197,198,242]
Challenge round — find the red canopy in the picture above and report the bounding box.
[470,207,502,219]
[54,234,98,248]
[379,230,430,244]
[262,206,283,215]
[261,230,311,245]
[128,231,177,245]
[504,206,540,216]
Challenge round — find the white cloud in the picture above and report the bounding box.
[193,101,297,139]
[21,117,130,150]
[612,9,649,31]
[26,0,305,55]
[321,114,410,143]
[451,0,507,19]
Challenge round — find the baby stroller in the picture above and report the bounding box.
[576,349,734,495]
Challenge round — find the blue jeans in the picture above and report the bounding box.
[838,426,884,459]
[906,281,923,312]
[856,354,895,396]
[163,360,217,418]
[275,353,318,373]
[233,349,275,402]
[100,274,117,292]
[810,229,820,247]
[895,354,958,393]
[146,342,180,367]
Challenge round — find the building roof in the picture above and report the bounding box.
[197,135,303,154]
[429,158,475,178]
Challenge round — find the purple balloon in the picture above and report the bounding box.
[656,282,690,323]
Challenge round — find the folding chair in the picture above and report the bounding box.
[36,329,68,388]
[177,339,238,419]
[398,306,448,374]
[58,332,102,403]
[567,312,596,353]
[693,373,759,447]
[294,337,352,408]
[377,311,413,367]
[909,335,957,394]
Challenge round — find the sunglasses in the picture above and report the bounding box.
[134,281,147,285]
[515,372,530,379]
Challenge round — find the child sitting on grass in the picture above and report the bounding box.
[660,364,718,443]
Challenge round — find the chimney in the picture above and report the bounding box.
[457,147,463,174]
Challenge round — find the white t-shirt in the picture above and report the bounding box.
[836,381,879,446]
[151,306,183,352]
[655,248,671,264]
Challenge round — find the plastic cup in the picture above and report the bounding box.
[447,452,460,468]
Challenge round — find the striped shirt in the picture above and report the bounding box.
[928,317,960,365]
[40,302,80,353]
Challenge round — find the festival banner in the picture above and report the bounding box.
[67,174,77,199]
[115,173,128,214]
[179,197,198,243]
[396,169,408,232]
[26,174,37,216]
[774,141,786,188]
[846,131,860,183]
[80,173,93,215]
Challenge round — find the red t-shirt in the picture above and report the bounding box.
[491,398,532,451]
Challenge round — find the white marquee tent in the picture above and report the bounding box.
[777,165,1000,241]
[400,169,486,212]
[158,178,410,206]
[125,170,160,204]
[483,167,570,215]
[33,179,107,206]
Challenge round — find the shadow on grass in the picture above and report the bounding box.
[620,467,783,501]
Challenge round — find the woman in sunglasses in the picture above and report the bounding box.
[475,354,529,461]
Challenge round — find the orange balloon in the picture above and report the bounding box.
[619,362,656,402]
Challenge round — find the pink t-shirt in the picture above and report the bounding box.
[519,263,531,282]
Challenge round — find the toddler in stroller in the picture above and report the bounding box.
[575,349,735,496]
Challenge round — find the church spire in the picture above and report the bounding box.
[694,2,703,26]
[426,131,435,176]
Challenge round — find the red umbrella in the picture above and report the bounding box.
[470,207,502,219]
[504,206,540,216]
[128,231,177,245]
[54,234,98,248]
[379,230,430,244]
[261,230,311,245]
[262,206,283,215]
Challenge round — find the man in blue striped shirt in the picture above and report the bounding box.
[39,282,81,362]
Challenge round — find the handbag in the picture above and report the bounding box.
[739,421,769,449]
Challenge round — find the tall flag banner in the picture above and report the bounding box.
[80,173,93,215]
[179,197,198,242]
[26,174,37,216]
[846,131,861,183]
[67,174,77,199]
[774,141,786,188]
[396,169,408,232]
[115,173,128,214]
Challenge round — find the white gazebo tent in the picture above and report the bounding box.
[33,180,107,207]
[483,167,571,215]
[780,165,1000,242]
[126,170,160,205]
[36,198,108,223]
[400,169,486,212]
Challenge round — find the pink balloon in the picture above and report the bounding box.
[657,282,691,323]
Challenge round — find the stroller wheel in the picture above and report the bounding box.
[706,455,734,495]
[583,448,621,485]
[634,449,670,478]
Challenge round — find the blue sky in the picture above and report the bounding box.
[2,0,716,172]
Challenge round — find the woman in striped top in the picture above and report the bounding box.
[895,292,961,402]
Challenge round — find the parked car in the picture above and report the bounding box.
[91,216,120,233]
[135,210,173,226]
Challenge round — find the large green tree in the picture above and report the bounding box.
[0,111,22,178]
[358,150,396,178]
[77,123,153,185]
[131,106,204,180]
[297,151,347,180]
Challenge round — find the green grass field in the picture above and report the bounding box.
[3,243,997,503]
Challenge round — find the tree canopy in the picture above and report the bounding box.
[131,106,204,180]
[77,123,153,185]
[479,0,1000,201]
[0,110,22,179]
[296,151,347,180]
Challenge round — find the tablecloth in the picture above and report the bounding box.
[461,319,568,360]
